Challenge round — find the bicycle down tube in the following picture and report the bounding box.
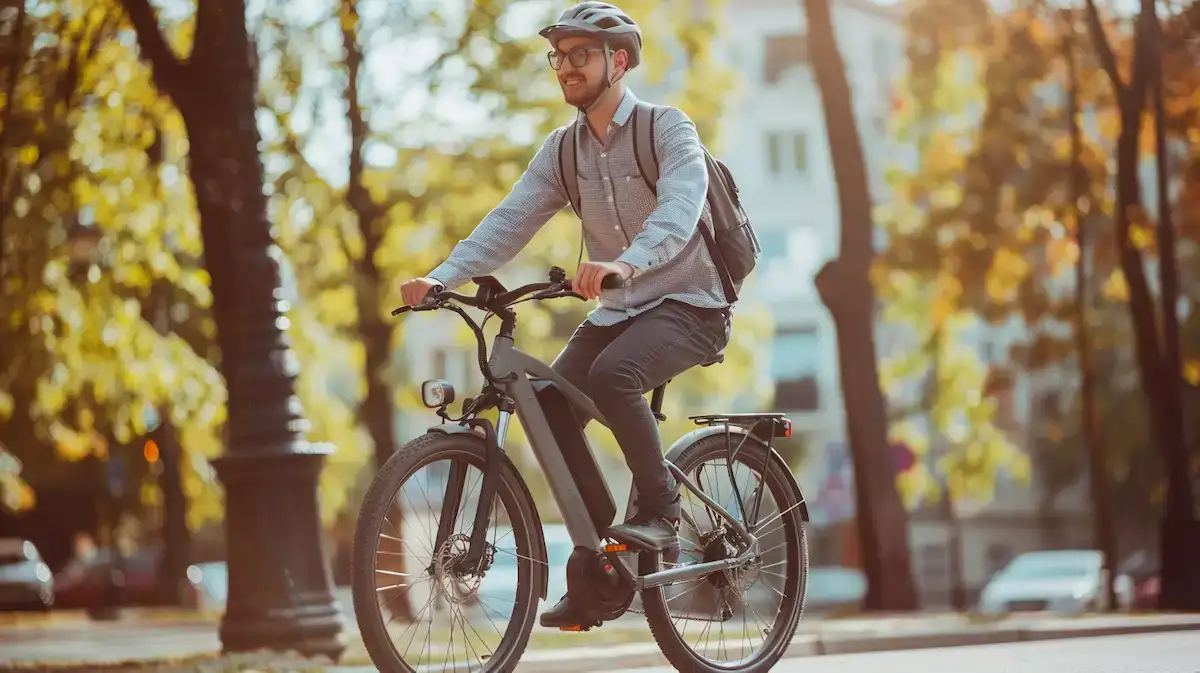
[490,333,608,554]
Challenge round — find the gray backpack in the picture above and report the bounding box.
[556,101,761,302]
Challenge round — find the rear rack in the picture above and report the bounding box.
[686,413,793,530]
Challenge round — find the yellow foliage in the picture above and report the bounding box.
[1101,269,1130,302]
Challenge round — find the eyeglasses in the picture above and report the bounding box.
[547,46,605,70]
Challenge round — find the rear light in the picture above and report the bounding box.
[774,418,792,438]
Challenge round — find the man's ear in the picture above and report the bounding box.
[611,48,629,78]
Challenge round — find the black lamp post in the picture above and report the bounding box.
[207,244,345,658]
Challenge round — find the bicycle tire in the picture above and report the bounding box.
[640,433,809,673]
[352,432,544,673]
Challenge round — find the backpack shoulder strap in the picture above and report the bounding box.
[556,122,582,218]
[631,101,659,195]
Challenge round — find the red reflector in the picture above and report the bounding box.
[782,420,792,438]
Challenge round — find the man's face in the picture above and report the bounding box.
[552,35,627,108]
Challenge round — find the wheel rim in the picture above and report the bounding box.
[648,449,806,669]
[366,451,537,671]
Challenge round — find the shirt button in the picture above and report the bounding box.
[603,176,610,181]
[601,152,607,158]
[613,225,620,231]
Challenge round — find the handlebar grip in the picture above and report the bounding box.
[600,273,625,290]
[391,305,411,316]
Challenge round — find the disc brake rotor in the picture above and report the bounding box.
[434,533,494,605]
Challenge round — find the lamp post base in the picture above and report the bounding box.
[1158,515,1200,611]
[212,446,346,661]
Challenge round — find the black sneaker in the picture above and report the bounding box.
[539,592,587,628]
[610,507,680,553]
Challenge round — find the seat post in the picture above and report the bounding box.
[649,381,669,422]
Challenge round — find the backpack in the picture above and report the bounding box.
[556,100,761,303]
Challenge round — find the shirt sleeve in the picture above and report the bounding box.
[615,107,708,274]
[427,128,570,290]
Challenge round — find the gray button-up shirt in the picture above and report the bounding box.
[427,88,729,326]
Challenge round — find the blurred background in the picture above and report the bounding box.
[0,0,1197,627]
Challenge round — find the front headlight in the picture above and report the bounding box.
[421,379,456,409]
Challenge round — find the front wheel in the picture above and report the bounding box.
[352,432,545,673]
[640,433,809,673]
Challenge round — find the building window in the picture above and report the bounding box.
[763,32,809,84]
[872,36,892,101]
[920,543,948,583]
[766,131,808,176]
[771,325,820,411]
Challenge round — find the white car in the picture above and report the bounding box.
[0,538,54,610]
[977,549,1133,614]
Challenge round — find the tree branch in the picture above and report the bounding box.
[1083,0,1127,100]
[116,0,189,100]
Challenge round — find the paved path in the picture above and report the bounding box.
[620,631,1200,673]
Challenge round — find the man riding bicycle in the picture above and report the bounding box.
[398,0,732,628]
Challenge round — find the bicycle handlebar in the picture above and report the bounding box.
[390,269,624,317]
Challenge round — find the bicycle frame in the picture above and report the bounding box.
[436,331,762,592]
[404,270,775,595]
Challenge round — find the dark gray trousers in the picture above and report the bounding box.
[549,299,731,519]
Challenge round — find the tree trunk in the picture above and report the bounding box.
[1062,14,1117,611]
[156,419,192,606]
[1147,0,1200,611]
[801,0,918,610]
[341,0,412,620]
[1084,0,1199,610]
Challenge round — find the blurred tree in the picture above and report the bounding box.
[0,0,227,528]
[801,0,919,610]
[888,0,1125,601]
[1083,0,1198,609]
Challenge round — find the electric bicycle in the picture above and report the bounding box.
[351,266,811,672]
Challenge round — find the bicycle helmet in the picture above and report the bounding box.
[540,2,643,71]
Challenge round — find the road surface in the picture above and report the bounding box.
[620,631,1200,673]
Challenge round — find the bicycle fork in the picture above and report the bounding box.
[430,410,512,573]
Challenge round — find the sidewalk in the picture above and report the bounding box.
[1,611,1198,672]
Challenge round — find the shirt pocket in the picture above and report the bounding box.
[610,172,657,238]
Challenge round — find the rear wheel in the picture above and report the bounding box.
[352,432,545,672]
[640,433,809,673]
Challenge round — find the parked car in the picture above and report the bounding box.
[53,547,199,608]
[0,538,54,611]
[977,549,1133,614]
[1118,550,1159,610]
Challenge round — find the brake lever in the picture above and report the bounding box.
[390,297,441,316]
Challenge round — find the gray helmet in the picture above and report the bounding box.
[539,2,643,70]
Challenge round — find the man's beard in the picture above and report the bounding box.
[560,76,605,108]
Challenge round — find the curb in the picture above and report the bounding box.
[499,615,1200,672]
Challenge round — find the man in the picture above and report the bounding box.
[398,1,732,626]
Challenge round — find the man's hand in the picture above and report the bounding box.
[573,261,634,300]
[400,277,443,306]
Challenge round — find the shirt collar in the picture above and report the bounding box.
[574,87,639,130]
[611,88,638,126]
